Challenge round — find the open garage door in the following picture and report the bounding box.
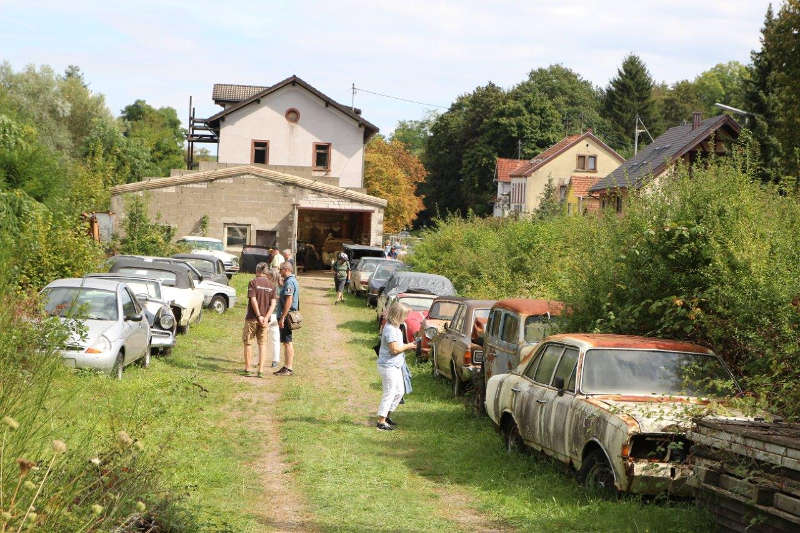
[296,208,372,270]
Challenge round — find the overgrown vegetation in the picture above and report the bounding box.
[411,151,800,418]
[115,195,183,257]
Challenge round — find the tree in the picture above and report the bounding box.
[391,112,437,156]
[120,100,185,177]
[694,61,749,112]
[602,54,659,152]
[364,136,425,232]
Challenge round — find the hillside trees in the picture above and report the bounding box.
[391,112,436,156]
[364,135,426,232]
[602,54,659,152]
[120,99,185,177]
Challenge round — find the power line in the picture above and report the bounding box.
[351,85,448,109]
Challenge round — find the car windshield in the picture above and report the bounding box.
[581,349,737,397]
[117,267,178,287]
[181,258,214,274]
[399,296,434,312]
[119,280,161,300]
[357,260,381,273]
[524,315,561,343]
[428,301,460,320]
[373,264,401,281]
[185,240,224,251]
[43,287,118,321]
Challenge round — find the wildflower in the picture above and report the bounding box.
[89,457,101,466]
[16,458,35,477]
[117,431,133,447]
[2,416,19,431]
[52,439,67,454]
[135,501,146,512]
[91,504,103,515]
[134,440,144,451]
[23,480,36,491]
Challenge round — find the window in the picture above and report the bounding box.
[251,140,269,164]
[552,347,579,390]
[534,344,565,384]
[285,108,300,123]
[451,305,467,332]
[576,154,597,171]
[313,142,331,170]
[524,344,547,379]
[488,309,503,338]
[224,224,249,250]
[429,301,460,321]
[615,196,623,213]
[501,314,519,343]
[120,289,137,319]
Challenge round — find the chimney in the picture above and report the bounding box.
[692,111,702,130]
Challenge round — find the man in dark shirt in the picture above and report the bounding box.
[242,262,276,377]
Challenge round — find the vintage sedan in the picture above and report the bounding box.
[109,257,204,333]
[485,334,743,496]
[375,272,456,324]
[176,235,239,277]
[366,261,406,307]
[430,299,495,396]
[379,292,438,343]
[349,257,394,296]
[84,274,176,355]
[172,253,229,286]
[416,296,465,362]
[42,278,151,379]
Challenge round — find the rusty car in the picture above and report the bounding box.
[416,296,465,362]
[430,299,495,396]
[485,334,743,495]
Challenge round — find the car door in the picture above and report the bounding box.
[484,308,504,383]
[450,307,473,376]
[492,312,520,378]
[520,343,565,447]
[120,288,147,361]
[537,346,580,461]
[437,304,464,377]
[510,344,548,447]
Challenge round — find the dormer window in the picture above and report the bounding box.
[577,154,597,171]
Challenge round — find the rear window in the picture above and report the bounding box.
[357,260,380,273]
[501,314,519,343]
[524,315,560,343]
[181,258,215,274]
[118,267,177,287]
[428,301,460,320]
[373,264,402,281]
[398,296,435,312]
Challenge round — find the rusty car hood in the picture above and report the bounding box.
[585,395,755,434]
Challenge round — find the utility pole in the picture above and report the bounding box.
[634,114,654,156]
[351,83,356,111]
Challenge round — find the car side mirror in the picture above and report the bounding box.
[553,376,565,395]
[126,312,144,322]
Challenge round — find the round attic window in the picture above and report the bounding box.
[285,108,300,123]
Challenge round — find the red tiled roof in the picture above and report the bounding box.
[495,157,527,183]
[510,131,624,178]
[569,176,601,198]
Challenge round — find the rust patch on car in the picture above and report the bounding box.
[592,395,710,405]
[584,397,640,430]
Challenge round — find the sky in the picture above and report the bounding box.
[0,0,774,137]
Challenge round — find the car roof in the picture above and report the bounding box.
[462,299,497,309]
[46,277,122,291]
[110,257,193,275]
[173,253,220,262]
[179,236,221,242]
[398,292,437,298]
[84,273,161,285]
[544,333,714,354]
[344,244,384,251]
[432,295,468,303]
[495,298,565,316]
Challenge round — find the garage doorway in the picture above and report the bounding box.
[296,208,372,270]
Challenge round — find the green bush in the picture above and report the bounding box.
[116,195,182,257]
[411,151,800,417]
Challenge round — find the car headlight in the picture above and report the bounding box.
[159,312,175,330]
[424,327,438,340]
[86,336,112,354]
[231,257,239,266]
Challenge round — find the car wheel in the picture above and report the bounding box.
[451,363,463,397]
[178,322,190,335]
[139,342,151,368]
[504,422,525,454]
[431,345,440,378]
[579,450,618,498]
[161,347,172,357]
[471,370,486,416]
[209,295,227,314]
[112,352,124,380]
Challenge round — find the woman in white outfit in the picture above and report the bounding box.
[268,268,282,368]
[376,302,417,431]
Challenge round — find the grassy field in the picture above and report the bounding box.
[278,287,714,533]
[48,274,268,531]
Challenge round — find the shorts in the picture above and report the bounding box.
[279,321,293,343]
[243,319,267,346]
[335,278,347,292]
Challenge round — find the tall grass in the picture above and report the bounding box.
[411,151,800,418]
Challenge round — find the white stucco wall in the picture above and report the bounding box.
[217,85,366,188]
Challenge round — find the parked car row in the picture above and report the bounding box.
[42,249,238,380]
[361,265,757,499]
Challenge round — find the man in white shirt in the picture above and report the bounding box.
[270,247,285,269]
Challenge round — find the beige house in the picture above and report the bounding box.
[507,130,624,214]
[110,165,386,267]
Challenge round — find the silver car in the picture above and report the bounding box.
[42,278,151,379]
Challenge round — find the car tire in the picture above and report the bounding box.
[161,347,172,357]
[504,422,525,454]
[451,362,463,397]
[209,294,227,314]
[178,322,190,335]
[139,342,151,368]
[112,352,124,380]
[431,345,440,378]
[578,450,618,498]
[471,370,486,416]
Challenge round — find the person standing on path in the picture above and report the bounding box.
[270,247,285,269]
[267,267,282,368]
[282,248,295,271]
[376,302,417,431]
[333,252,350,304]
[274,262,299,376]
[242,262,277,378]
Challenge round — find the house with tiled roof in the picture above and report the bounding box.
[200,75,379,189]
[493,157,527,216]
[590,113,741,212]
[501,130,624,215]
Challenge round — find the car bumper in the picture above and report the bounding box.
[150,329,176,349]
[625,461,694,496]
[58,349,116,373]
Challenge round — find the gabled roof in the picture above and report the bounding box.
[590,114,741,193]
[110,165,387,208]
[206,75,379,140]
[510,131,624,178]
[495,157,527,183]
[568,176,601,198]
[212,84,268,103]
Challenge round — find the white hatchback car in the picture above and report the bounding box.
[42,278,151,379]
